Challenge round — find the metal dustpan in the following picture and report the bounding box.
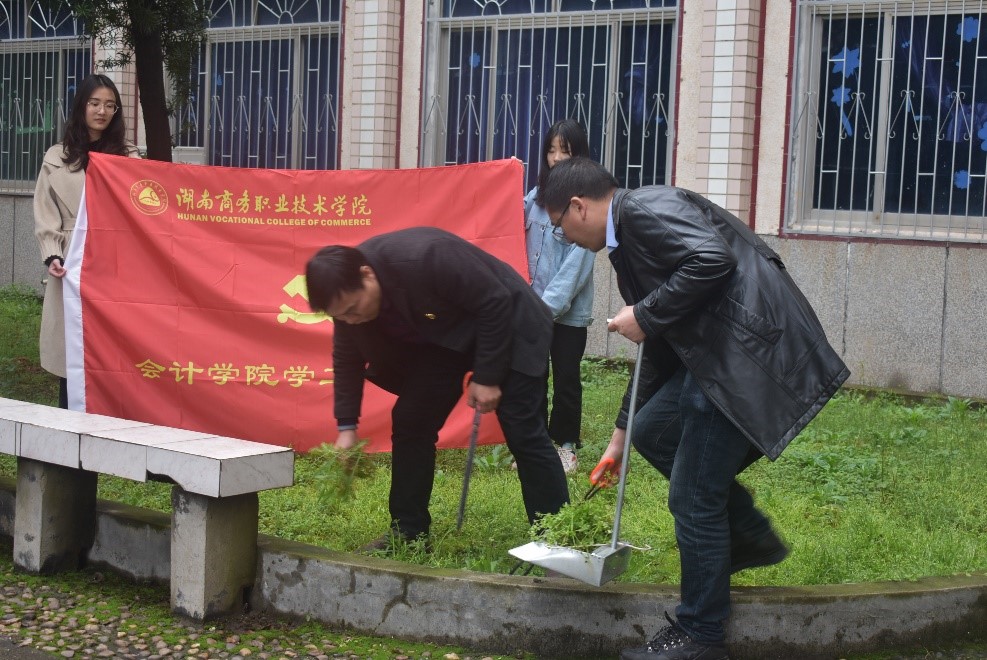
[509,343,645,587]
[508,539,632,586]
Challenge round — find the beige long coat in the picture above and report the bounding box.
[34,144,138,377]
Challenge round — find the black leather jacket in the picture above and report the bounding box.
[609,186,850,459]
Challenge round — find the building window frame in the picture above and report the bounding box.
[788,1,987,243]
[0,1,90,192]
[171,0,342,170]
[421,3,678,191]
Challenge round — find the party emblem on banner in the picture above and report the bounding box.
[278,275,329,325]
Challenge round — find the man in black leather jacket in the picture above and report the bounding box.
[541,158,850,660]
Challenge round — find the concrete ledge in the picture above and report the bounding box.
[253,537,986,659]
[0,477,983,659]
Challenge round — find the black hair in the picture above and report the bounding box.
[305,245,369,313]
[540,157,620,213]
[535,119,590,200]
[62,73,129,171]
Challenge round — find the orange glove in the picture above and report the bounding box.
[589,457,620,487]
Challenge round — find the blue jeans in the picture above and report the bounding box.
[630,366,772,643]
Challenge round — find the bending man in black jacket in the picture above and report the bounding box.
[305,227,570,552]
[541,158,849,660]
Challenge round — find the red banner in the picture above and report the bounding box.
[66,154,526,452]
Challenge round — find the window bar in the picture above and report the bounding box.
[444,27,464,165]
[550,17,566,126]
[446,27,461,166]
[589,13,609,172]
[913,2,934,238]
[454,24,470,166]
[291,91,303,166]
[897,7,919,238]
[923,3,943,238]
[494,24,518,161]
[245,38,258,168]
[422,94,445,143]
[847,7,867,234]
[210,95,224,137]
[868,4,893,238]
[653,15,671,185]
[292,34,306,169]
[282,36,291,168]
[976,0,987,230]
[523,84,547,172]
[467,23,485,164]
[634,17,652,188]
[235,88,250,165]
[948,6,973,235]
[815,6,836,233]
[933,3,953,238]
[293,36,305,167]
[882,3,897,238]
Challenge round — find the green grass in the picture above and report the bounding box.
[1,285,985,588]
[0,285,58,406]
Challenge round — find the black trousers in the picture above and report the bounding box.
[543,323,588,448]
[58,377,68,409]
[370,343,570,538]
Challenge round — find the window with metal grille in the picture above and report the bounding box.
[422,0,677,191]
[172,0,341,170]
[789,2,987,242]
[0,0,91,191]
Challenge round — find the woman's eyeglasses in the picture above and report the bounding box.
[87,99,119,114]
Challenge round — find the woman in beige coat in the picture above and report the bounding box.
[34,73,139,407]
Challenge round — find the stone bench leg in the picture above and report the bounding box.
[13,458,97,573]
[170,487,259,620]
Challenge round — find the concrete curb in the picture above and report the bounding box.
[253,536,986,659]
[0,480,983,659]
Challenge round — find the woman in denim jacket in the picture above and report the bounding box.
[524,119,595,473]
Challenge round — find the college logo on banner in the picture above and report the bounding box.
[130,179,169,215]
[63,154,527,452]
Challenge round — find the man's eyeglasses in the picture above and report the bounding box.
[551,201,572,244]
[87,99,119,114]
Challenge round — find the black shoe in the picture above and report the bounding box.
[730,529,790,574]
[358,531,431,555]
[619,613,729,660]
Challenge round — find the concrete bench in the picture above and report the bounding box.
[0,396,294,620]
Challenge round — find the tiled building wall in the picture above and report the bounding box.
[343,0,402,170]
[695,0,762,222]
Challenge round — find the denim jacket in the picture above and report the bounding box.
[524,187,595,327]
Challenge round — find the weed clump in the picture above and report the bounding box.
[530,496,616,551]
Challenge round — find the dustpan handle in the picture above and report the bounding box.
[610,341,645,549]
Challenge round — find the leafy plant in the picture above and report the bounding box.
[887,425,928,445]
[942,396,972,418]
[783,446,884,506]
[898,404,937,424]
[530,496,615,551]
[471,444,514,470]
[306,441,373,508]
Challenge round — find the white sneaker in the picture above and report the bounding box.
[556,446,578,474]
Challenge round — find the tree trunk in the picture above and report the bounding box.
[130,22,172,162]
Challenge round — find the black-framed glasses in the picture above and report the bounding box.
[551,201,572,244]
